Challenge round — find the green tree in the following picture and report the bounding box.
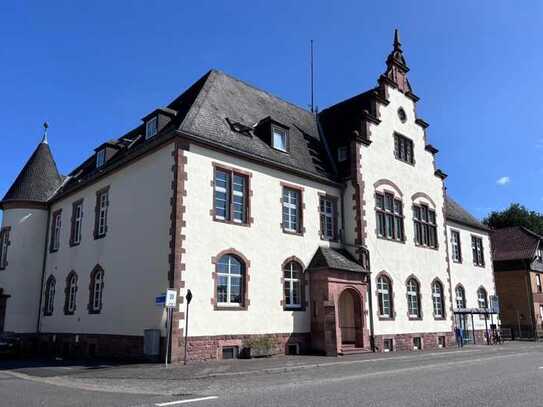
[483,203,543,235]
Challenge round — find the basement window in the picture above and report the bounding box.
[383,339,393,352]
[222,346,238,360]
[287,343,300,355]
[438,336,446,348]
[413,337,422,351]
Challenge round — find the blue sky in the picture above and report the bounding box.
[1,1,542,223]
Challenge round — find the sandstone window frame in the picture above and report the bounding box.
[44,275,56,316]
[69,199,84,247]
[281,183,304,235]
[94,187,110,239]
[0,227,10,270]
[211,250,250,311]
[88,265,105,314]
[376,272,394,320]
[477,286,488,320]
[472,235,485,267]
[375,191,404,242]
[450,229,462,263]
[282,259,305,311]
[318,193,338,241]
[413,203,438,249]
[64,271,78,315]
[50,210,62,253]
[455,284,466,310]
[431,279,445,320]
[212,165,252,227]
[406,276,422,320]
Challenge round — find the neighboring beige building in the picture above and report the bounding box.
[0,31,497,361]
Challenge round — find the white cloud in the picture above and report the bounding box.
[496,176,511,186]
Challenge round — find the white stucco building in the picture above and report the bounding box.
[0,31,496,360]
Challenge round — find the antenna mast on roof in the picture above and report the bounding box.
[310,39,315,113]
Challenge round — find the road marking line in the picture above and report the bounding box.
[155,396,218,406]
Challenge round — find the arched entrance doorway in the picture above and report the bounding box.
[338,289,361,345]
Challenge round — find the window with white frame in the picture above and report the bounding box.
[44,276,56,316]
[451,230,462,263]
[407,278,420,319]
[376,192,404,241]
[70,201,84,246]
[414,204,437,248]
[319,196,337,240]
[472,236,485,266]
[94,189,109,238]
[96,149,106,168]
[455,285,466,309]
[377,275,392,318]
[145,116,158,139]
[536,246,543,262]
[536,274,542,293]
[282,187,301,233]
[283,261,303,309]
[272,126,288,152]
[477,287,488,309]
[432,280,445,318]
[216,255,244,306]
[65,272,78,314]
[50,210,62,252]
[213,168,248,224]
[0,228,9,270]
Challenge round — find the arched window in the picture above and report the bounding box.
[432,280,445,318]
[283,261,303,309]
[406,278,421,319]
[44,276,56,316]
[455,285,466,309]
[377,275,393,318]
[88,266,104,314]
[477,287,488,309]
[64,272,78,315]
[217,255,244,306]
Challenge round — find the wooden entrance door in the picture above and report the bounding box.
[339,290,357,343]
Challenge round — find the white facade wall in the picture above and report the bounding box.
[0,208,48,332]
[363,86,451,336]
[447,221,497,330]
[182,144,342,337]
[40,144,174,336]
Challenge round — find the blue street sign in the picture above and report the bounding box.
[155,294,166,306]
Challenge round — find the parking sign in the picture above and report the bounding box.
[166,289,177,308]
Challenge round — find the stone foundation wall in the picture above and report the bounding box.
[181,332,311,362]
[374,331,455,352]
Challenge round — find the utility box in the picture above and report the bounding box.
[144,329,161,360]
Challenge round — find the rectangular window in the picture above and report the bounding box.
[536,248,543,263]
[536,274,542,293]
[413,337,422,350]
[70,200,84,246]
[472,236,485,266]
[0,228,10,270]
[394,133,414,164]
[272,126,288,152]
[319,196,337,240]
[94,188,109,238]
[337,146,348,162]
[213,168,249,224]
[50,210,62,252]
[414,204,437,248]
[282,187,302,233]
[145,117,158,139]
[383,338,393,352]
[375,192,404,241]
[451,230,462,263]
[438,336,446,348]
[96,149,106,168]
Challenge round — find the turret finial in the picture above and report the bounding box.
[394,29,401,50]
[42,121,48,144]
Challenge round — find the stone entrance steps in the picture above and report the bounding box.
[339,343,370,356]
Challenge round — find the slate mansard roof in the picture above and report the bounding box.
[444,195,488,231]
[491,226,542,262]
[1,140,63,207]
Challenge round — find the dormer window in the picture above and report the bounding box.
[337,146,348,162]
[272,126,288,152]
[96,149,106,168]
[146,116,158,139]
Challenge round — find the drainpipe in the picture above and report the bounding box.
[366,260,376,352]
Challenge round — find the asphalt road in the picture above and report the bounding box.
[1,342,543,407]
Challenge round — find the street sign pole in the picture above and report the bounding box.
[165,307,171,367]
[164,289,177,367]
[184,289,193,366]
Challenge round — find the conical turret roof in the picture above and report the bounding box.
[1,139,63,207]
